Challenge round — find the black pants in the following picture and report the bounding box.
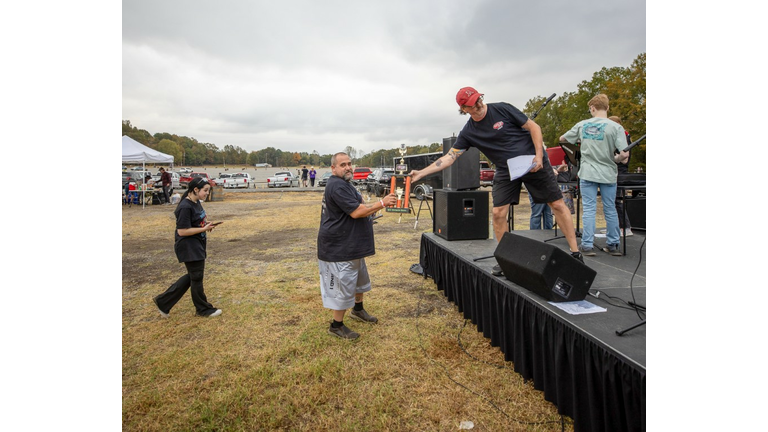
[162,184,172,203]
[310,178,315,187]
[155,260,217,316]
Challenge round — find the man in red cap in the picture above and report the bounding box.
[410,87,583,272]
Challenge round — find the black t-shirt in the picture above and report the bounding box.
[174,198,208,262]
[317,175,375,261]
[301,168,309,179]
[453,102,535,173]
[617,132,632,174]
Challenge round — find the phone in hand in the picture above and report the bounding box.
[211,221,224,226]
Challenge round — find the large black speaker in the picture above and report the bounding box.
[433,189,489,241]
[493,232,596,302]
[443,136,480,190]
[625,197,646,230]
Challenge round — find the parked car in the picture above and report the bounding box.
[352,167,372,184]
[222,172,252,189]
[151,171,181,189]
[365,168,396,197]
[317,172,332,187]
[479,160,495,187]
[266,171,300,188]
[180,172,217,187]
[178,167,193,174]
[211,173,232,184]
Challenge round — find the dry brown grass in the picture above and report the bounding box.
[122,190,596,431]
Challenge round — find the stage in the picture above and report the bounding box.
[419,229,646,432]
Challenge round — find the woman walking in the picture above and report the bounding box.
[153,177,222,318]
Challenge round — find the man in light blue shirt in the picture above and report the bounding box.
[560,94,629,256]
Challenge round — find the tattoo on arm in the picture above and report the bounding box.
[436,160,442,167]
[449,148,465,160]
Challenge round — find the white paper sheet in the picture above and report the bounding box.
[548,300,607,315]
[506,155,536,180]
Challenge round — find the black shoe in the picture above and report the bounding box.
[492,265,504,276]
[571,251,584,263]
[328,324,360,340]
[350,308,378,323]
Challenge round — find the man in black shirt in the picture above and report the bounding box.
[410,87,583,269]
[317,152,397,339]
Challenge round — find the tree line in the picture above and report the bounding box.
[123,53,645,171]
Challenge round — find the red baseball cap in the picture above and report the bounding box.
[456,87,483,107]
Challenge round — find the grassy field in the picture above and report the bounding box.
[122,190,606,431]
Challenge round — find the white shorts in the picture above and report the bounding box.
[318,258,372,310]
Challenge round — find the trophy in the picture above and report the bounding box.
[386,144,412,214]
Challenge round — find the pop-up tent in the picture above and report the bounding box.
[122,135,174,207]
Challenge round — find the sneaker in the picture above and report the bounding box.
[208,309,223,317]
[328,324,360,340]
[153,296,170,318]
[579,245,597,256]
[571,251,584,263]
[492,265,504,276]
[620,228,633,237]
[350,308,378,323]
[602,244,622,256]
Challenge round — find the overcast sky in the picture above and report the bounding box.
[123,0,646,156]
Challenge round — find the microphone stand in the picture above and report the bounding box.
[475,93,556,263]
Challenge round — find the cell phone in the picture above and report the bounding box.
[211,221,224,226]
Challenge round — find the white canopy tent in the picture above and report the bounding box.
[122,135,174,208]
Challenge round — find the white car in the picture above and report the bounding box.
[266,171,300,188]
[212,173,232,184]
[222,172,251,188]
[178,167,193,174]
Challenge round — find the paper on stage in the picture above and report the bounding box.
[549,300,607,315]
[506,155,536,180]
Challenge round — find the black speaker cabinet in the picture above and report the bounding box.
[493,232,596,302]
[442,136,480,190]
[625,197,646,230]
[433,189,489,241]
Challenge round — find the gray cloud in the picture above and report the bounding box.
[123,0,645,154]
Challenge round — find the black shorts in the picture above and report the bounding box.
[491,156,563,207]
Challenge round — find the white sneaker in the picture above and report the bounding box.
[621,229,634,237]
[208,309,222,317]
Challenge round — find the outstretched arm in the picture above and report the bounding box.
[408,148,465,182]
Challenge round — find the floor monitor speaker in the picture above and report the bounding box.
[442,136,480,190]
[433,189,489,241]
[493,232,596,302]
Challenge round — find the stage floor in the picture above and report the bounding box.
[419,229,646,431]
[426,229,646,367]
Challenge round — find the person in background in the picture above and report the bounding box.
[608,115,633,237]
[153,177,223,318]
[301,165,309,187]
[160,167,173,205]
[560,94,629,256]
[309,166,317,187]
[317,152,397,339]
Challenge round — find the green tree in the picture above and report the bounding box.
[155,139,183,164]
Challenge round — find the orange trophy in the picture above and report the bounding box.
[386,143,412,214]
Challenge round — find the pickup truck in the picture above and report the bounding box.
[479,160,495,187]
[266,171,300,188]
[180,172,217,188]
[222,172,252,188]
